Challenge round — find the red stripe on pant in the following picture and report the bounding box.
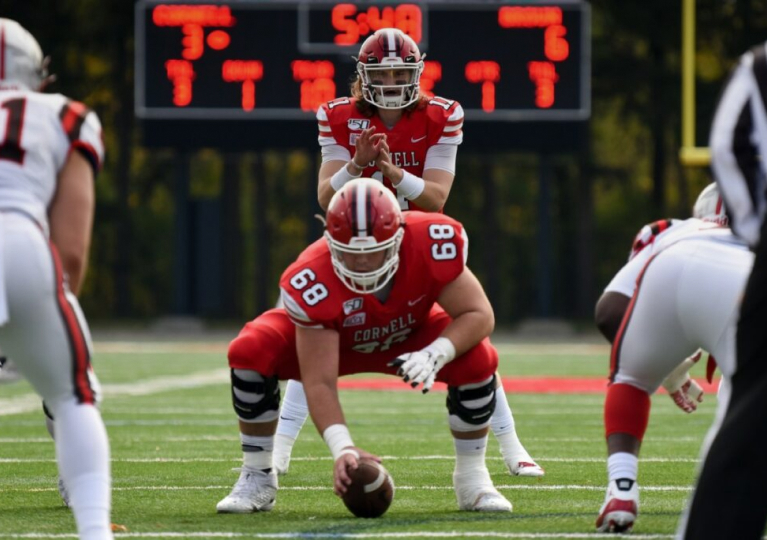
[49,242,94,404]
[610,253,658,381]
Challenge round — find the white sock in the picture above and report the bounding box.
[241,433,274,471]
[52,400,113,540]
[490,387,529,459]
[607,452,638,482]
[454,435,489,476]
[275,380,309,440]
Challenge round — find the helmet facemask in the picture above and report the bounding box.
[357,61,424,110]
[325,228,404,294]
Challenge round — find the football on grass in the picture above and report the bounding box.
[341,458,394,518]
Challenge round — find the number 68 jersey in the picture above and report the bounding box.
[0,89,104,235]
[279,212,468,354]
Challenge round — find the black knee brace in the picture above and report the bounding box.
[446,374,497,426]
[230,370,280,421]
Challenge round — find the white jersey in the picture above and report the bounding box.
[605,218,748,297]
[0,89,104,235]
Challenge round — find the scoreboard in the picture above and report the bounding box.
[135,0,591,149]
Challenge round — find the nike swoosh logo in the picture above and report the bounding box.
[408,294,427,306]
[411,135,427,143]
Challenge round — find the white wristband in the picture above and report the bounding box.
[329,162,363,192]
[395,171,426,200]
[323,424,355,460]
[427,336,457,363]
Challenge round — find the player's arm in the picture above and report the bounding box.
[435,266,495,354]
[376,141,456,212]
[296,325,379,494]
[296,325,345,432]
[318,127,385,211]
[48,150,95,296]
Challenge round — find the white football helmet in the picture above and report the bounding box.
[0,19,48,91]
[693,183,728,226]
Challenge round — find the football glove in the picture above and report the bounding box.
[388,337,456,393]
[661,350,704,413]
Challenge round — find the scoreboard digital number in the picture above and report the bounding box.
[135,0,590,123]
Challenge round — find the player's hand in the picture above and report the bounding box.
[353,127,382,168]
[669,377,704,413]
[332,447,380,497]
[388,337,456,393]
[662,350,704,413]
[375,141,403,182]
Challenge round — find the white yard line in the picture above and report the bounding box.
[2,532,676,539]
[0,369,230,416]
[0,456,700,464]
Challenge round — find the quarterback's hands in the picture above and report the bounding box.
[662,350,704,413]
[374,139,403,183]
[388,337,456,393]
[352,127,385,168]
[332,447,381,497]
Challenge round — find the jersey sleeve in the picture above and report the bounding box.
[407,213,466,290]
[431,98,464,145]
[628,219,677,261]
[316,103,337,147]
[279,287,324,329]
[59,99,104,173]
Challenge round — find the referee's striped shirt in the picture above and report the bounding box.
[710,41,767,247]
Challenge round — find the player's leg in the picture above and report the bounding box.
[490,375,544,477]
[438,336,511,512]
[677,241,763,539]
[597,250,698,533]
[0,216,112,540]
[273,379,308,475]
[217,310,300,513]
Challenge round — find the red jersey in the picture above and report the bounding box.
[279,212,467,355]
[316,96,464,211]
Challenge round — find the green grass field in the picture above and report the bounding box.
[0,339,717,539]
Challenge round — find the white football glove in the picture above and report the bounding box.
[388,337,456,393]
[662,350,704,413]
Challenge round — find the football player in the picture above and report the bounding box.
[593,184,752,533]
[275,27,543,480]
[0,19,113,540]
[217,179,513,513]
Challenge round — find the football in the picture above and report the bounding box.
[341,458,395,518]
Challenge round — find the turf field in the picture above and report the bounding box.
[0,338,718,539]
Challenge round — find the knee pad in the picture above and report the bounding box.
[447,374,496,432]
[230,369,280,423]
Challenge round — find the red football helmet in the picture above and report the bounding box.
[356,28,424,109]
[324,178,405,293]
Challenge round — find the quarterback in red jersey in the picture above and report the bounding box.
[316,28,463,212]
[217,179,512,514]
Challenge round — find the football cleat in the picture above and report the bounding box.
[596,478,639,533]
[506,454,545,477]
[216,468,277,514]
[454,470,512,512]
[58,476,71,507]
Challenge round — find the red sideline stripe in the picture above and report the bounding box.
[337,377,721,394]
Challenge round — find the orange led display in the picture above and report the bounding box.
[465,61,500,112]
[152,5,235,27]
[528,61,558,108]
[332,3,422,45]
[165,59,195,107]
[419,60,442,97]
[497,6,562,28]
